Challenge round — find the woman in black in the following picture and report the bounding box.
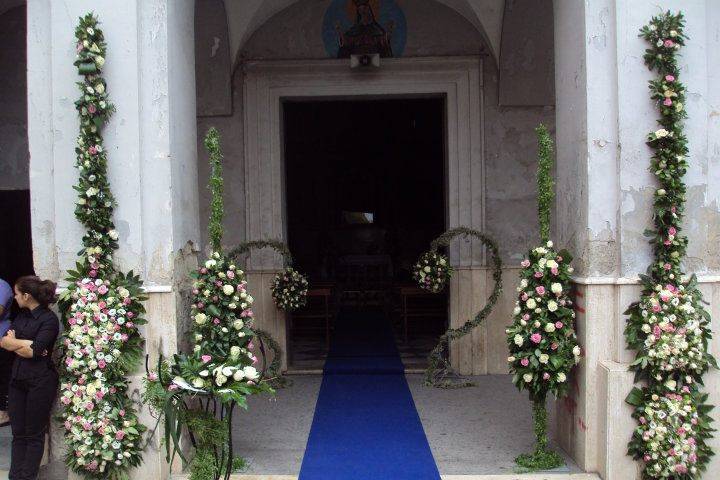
[0,276,59,480]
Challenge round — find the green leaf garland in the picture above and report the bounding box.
[625,11,716,479]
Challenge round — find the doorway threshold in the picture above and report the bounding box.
[285,368,426,375]
[172,474,600,480]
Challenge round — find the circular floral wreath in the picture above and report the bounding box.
[413,251,453,293]
[271,266,309,312]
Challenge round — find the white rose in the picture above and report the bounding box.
[655,128,669,138]
[205,259,216,269]
[507,356,516,362]
[193,345,201,352]
[192,378,205,388]
[550,283,562,294]
[222,366,234,377]
[514,334,524,346]
[544,323,556,333]
[195,333,203,341]
[108,230,118,240]
[557,372,567,382]
[573,345,581,356]
[520,279,528,288]
[215,375,227,386]
[233,319,244,330]
[539,354,549,364]
[243,366,259,380]
[546,260,558,269]
[546,240,553,248]
[526,298,537,309]
[423,266,431,273]
[547,300,558,312]
[230,346,241,359]
[222,285,234,296]
[233,370,245,381]
[513,306,521,315]
[228,303,237,310]
[523,373,533,383]
[199,370,209,377]
[194,313,207,325]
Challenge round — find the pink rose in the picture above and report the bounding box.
[89,270,97,278]
[522,314,530,321]
[200,267,208,274]
[148,372,158,382]
[663,239,671,246]
[555,321,563,329]
[652,303,661,313]
[542,372,550,380]
[98,360,106,369]
[664,39,674,48]
[88,104,97,114]
[551,267,559,276]
[668,227,677,236]
[213,318,220,325]
[119,409,126,417]
[550,342,558,350]
[663,98,672,106]
[201,355,212,363]
[535,286,546,295]
[663,263,672,270]
[168,384,178,391]
[227,271,235,279]
[534,272,543,279]
[521,293,529,301]
[116,430,126,440]
[530,333,542,344]
[88,146,97,155]
[665,74,675,82]
[520,358,529,367]
[520,259,531,268]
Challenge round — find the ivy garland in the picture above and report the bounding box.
[57,13,147,479]
[625,12,716,479]
[415,227,503,388]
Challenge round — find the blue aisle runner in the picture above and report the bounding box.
[299,310,441,480]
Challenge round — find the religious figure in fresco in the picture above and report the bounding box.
[335,0,395,58]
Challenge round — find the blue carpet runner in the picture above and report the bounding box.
[298,310,441,480]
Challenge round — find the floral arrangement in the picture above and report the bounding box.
[506,241,580,400]
[417,227,502,388]
[413,251,453,293]
[270,266,309,311]
[57,13,147,479]
[505,124,580,471]
[625,12,716,479]
[143,128,272,480]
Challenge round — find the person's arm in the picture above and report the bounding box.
[0,331,31,352]
[27,314,59,359]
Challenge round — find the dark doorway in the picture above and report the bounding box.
[284,97,448,369]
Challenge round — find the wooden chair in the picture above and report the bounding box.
[398,285,447,343]
[289,285,335,359]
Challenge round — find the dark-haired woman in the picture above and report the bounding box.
[0,276,59,480]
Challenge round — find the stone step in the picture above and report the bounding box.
[172,473,602,480]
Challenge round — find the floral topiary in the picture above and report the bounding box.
[505,124,580,471]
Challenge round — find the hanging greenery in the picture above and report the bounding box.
[57,13,147,479]
[625,12,716,479]
[143,129,273,480]
[505,124,580,472]
[415,227,503,388]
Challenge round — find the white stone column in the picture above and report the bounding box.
[27,1,198,478]
[554,0,720,475]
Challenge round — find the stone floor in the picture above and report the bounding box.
[232,374,580,476]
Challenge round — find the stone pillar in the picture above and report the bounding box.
[27,1,199,478]
[554,0,720,475]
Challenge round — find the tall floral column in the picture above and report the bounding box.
[57,14,147,478]
[506,125,581,471]
[624,11,716,479]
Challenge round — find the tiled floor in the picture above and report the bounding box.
[0,423,9,478]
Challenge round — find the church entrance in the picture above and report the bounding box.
[283,98,448,371]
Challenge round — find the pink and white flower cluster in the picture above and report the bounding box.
[270,266,309,312]
[631,389,708,478]
[634,282,712,379]
[413,251,453,293]
[59,277,145,474]
[506,241,580,400]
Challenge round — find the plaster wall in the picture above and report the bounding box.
[195,0,556,266]
[0,6,28,191]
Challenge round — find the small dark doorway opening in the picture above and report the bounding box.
[284,97,448,370]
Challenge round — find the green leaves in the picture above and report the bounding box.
[204,127,225,252]
[535,124,554,243]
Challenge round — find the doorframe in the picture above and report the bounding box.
[243,56,486,373]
